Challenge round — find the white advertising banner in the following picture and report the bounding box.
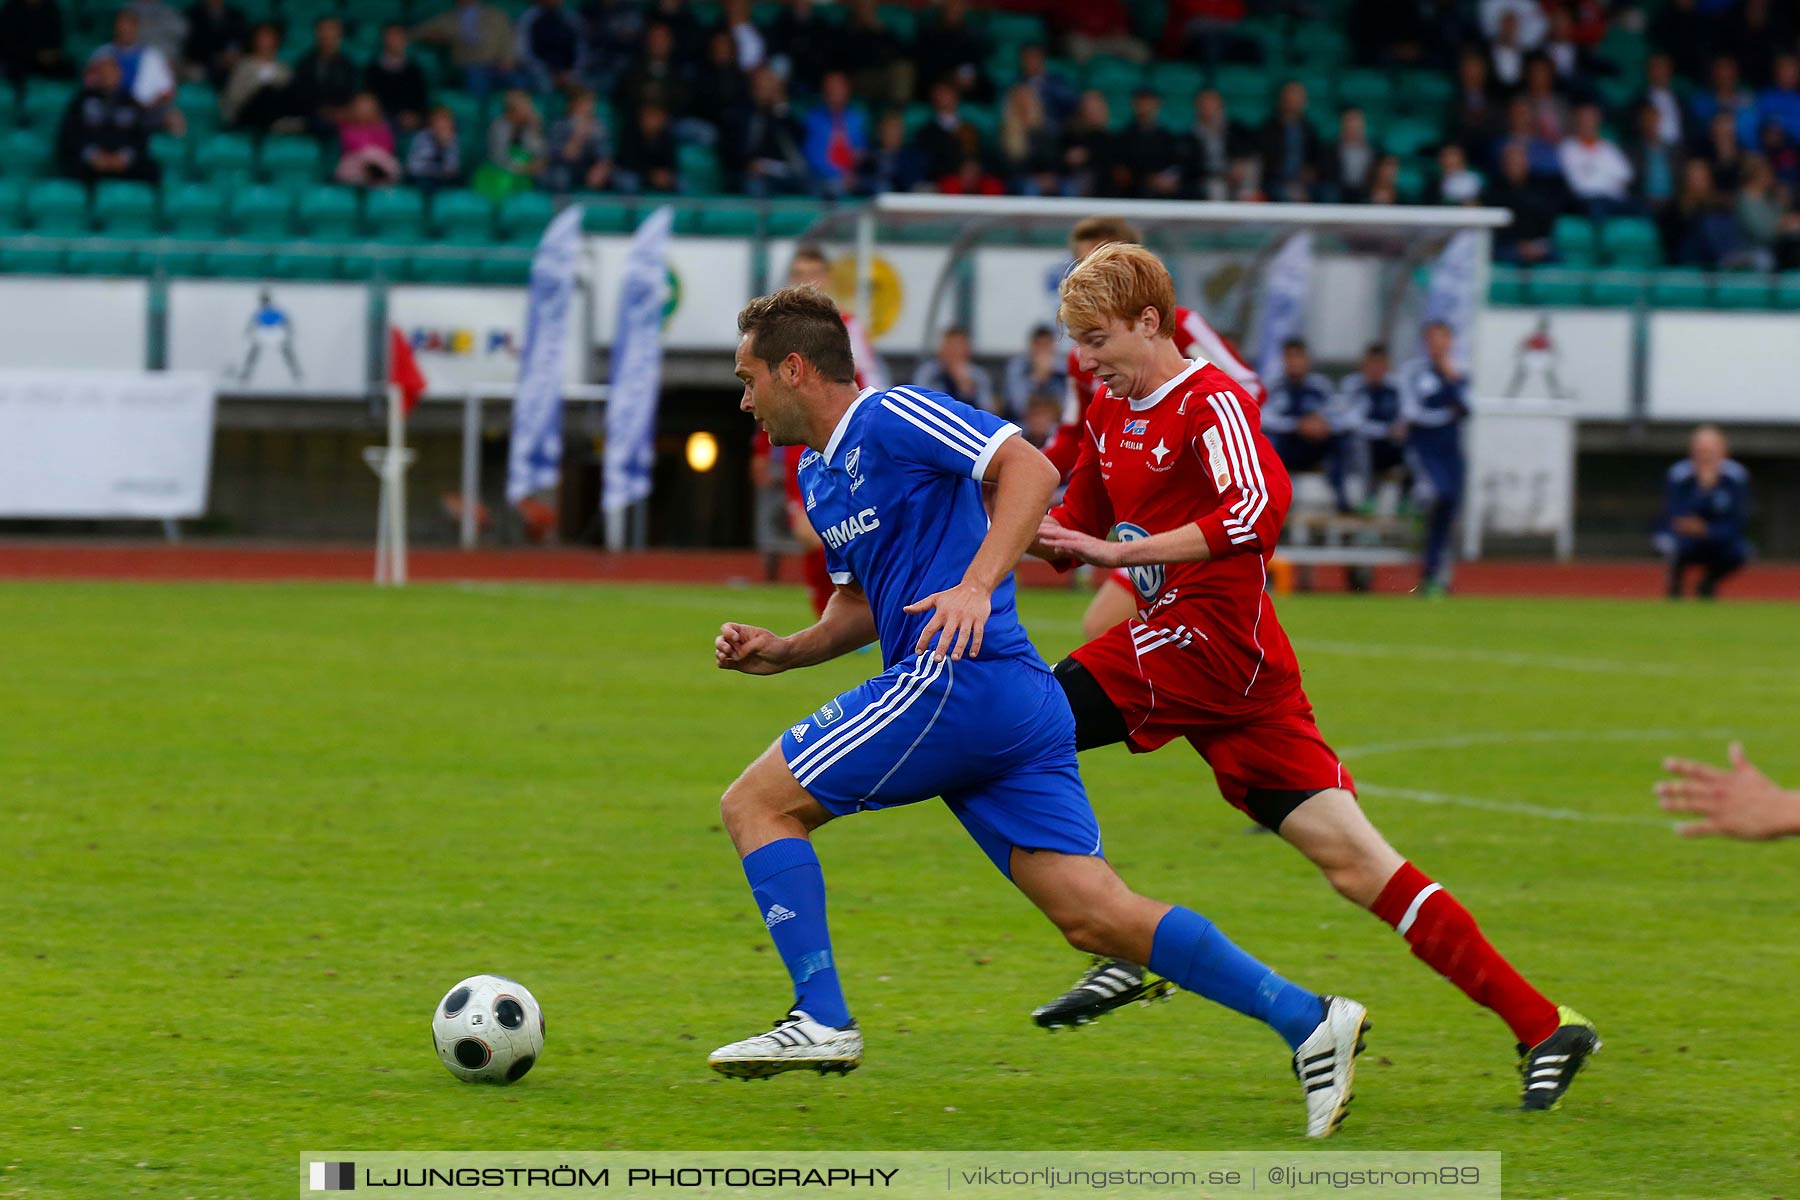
[389,285,585,396]
[972,247,1070,355]
[1474,307,1633,420]
[1463,399,1577,560]
[591,235,751,351]
[764,240,951,356]
[0,279,148,370]
[0,370,215,518]
[167,281,369,396]
[1648,312,1800,422]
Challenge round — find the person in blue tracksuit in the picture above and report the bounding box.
[1263,338,1353,513]
[1655,425,1751,599]
[1396,322,1469,594]
[1337,342,1408,507]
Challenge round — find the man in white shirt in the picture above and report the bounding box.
[1558,102,1635,218]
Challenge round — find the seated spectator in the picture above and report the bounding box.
[765,0,838,97]
[335,92,402,186]
[1487,9,1527,91]
[516,0,582,94]
[916,0,990,102]
[127,0,188,65]
[913,78,974,186]
[1259,80,1322,203]
[582,0,645,95]
[1322,106,1377,204]
[1652,0,1713,82]
[1664,158,1741,267]
[1480,0,1547,50]
[475,88,544,200]
[1163,0,1254,66]
[1628,99,1684,220]
[1060,0,1148,65]
[720,0,764,72]
[1184,87,1253,201]
[0,0,72,105]
[1656,425,1751,600]
[291,16,358,137]
[1366,152,1402,204]
[413,0,519,101]
[803,70,868,198]
[407,104,464,191]
[615,99,678,193]
[1730,0,1789,92]
[1756,53,1800,143]
[839,0,910,107]
[1003,325,1068,423]
[1059,89,1114,197]
[1432,142,1483,205]
[1264,338,1351,513]
[1521,54,1571,144]
[1111,88,1184,198]
[863,107,926,194]
[182,0,247,89]
[1701,109,1747,192]
[1758,118,1800,191]
[1016,43,1076,129]
[1689,55,1756,139]
[646,0,707,70]
[57,55,158,184]
[725,65,807,196]
[999,83,1060,196]
[91,9,176,112]
[1020,393,1062,449]
[939,153,1004,196]
[1485,140,1567,264]
[219,21,289,131]
[366,24,429,135]
[1493,94,1562,178]
[544,86,611,193]
[1559,102,1635,218]
[1338,342,1408,508]
[614,21,690,122]
[691,30,750,135]
[1640,52,1684,150]
[1542,6,1606,96]
[1734,153,1800,270]
[1450,47,1500,164]
[914,326,996,413]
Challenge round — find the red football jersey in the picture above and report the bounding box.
[1045,306,1263,479]
[1047,358,1300,702]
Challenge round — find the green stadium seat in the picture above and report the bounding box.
[1600,216,1661,268]
[676,142,723,195]
[475,254,531,284]
[1381,117,1442,158]
[576,195,636,233]
[296,185,359,238]
[1775,272,1800,310]
[1650,268,1709,308]
[408,248,484,283]
[765,201,825,238]
[985,11,1045,46]
[1211,65,1267,102]
[1524,269,1587,306]
[1587,271,1643,306]
[1487,268,1526,305]
[195,133,256,188]
[261,136,323,187]
[1335,68,1393,110]
[164,181,226,236]
[174,82,219,134]
[366,186,427,242]
[1,128,53,178]
[229,184,293,236]
[1394,161,1426,202]
[24,80,76,129]
[1290,25,1349,67]
[202,243,276,278]
[432,188,494,243]
[149,132,191,180]
[66,231,148,276]
[26,179,89,233]
[1,244,65,274]
[1551,216,1598,267]
[694,203,756,237]
[1711,273,1771,310]
[1149,60,1205,100]
[269,246,341,279]
[0,178,23,231]
[876,4,919,41]
[94,180,158,234]
[1395,70,1454,112]
[496,190,554,244]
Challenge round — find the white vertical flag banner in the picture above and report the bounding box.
[602,205,674,519]
[1255,232,1312,384]
[506,204,585,505]
[1425,229,1480,371]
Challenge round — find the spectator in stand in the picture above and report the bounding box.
[1759,119,1800,191]
[0,0,72,105]
[615,98,678,193]
[579,0,643,95]
[1651,0,1712,83]
[366,24,429,134]
[219,21,289,131]
[1542,7,1605,97]
[1480,0,1547,50]
[1486,140,1566,264]
[1734,153,1800,270]
[1487,9,1528,91]
[914,77,974,185]
[1259,80,1322,203]
[1689,55,1756,140]
[290,16,358,138]
[1265,337,1353,513]
[839,0,910,107]
[1164,0,1255,67]
[1432,142,1483,205]
[1664,158,1741,268]
[916,0,990,101]
[1730,0,1788,91]
[1184,87,1252,201]
[720,0,765,72]
[413,0,519,101]
[91,10,176,113]
[334,92,402,187]
[1495,93,1562,178]
[614,21,690,126]
[692,30,749,132]
[1059,0,1148,65]
[1756,54,1800,144]
[57,54,158,184]
[1367,152,1403,204]
[1016,43,1076,129]
[1339,342,1408,509]
[1450,47,1501,165]
[1003,324,1068,424]
[645,0,706,69]
[1059,89,1114,197]
[914,326,996,413]
[182,0,247,89]
[1521,54,1571,144]
[1702,109,1747,192]
[802,69,868,199]
[1322,106,1377,204]
[1559,101,1636,217]
[864,108,926,194]
[725,66,807,196]
[516,0,583,95]
[1640,52,1685,150]
[406,104,464,191]
[1656,425,1751,600]
[545,85,611,193]
[999,82,1061,196]
[766,0,836,97]
[1628,99,1685,223]
[127,1,187,66]
[476,88,544,200]
[1111,88,1185,198]
[939,153,1004,196]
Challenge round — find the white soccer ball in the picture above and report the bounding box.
[431,974,545,1084]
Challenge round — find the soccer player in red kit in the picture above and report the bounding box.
[1029,243,1600,1113]
[1042,217,1264,642]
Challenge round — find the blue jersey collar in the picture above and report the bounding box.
[824,388,876,465]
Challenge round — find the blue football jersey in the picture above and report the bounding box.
[795,384,1040,671]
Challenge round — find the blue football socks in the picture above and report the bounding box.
[740,838,852,1029]
[1147,905,1324,1050]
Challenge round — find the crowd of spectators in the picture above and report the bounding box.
[4,0,1800,270]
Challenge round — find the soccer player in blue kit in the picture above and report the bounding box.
[709,287,1370,1138]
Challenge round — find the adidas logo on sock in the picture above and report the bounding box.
[764,904,797,928]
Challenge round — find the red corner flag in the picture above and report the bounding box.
[388,326,427,416]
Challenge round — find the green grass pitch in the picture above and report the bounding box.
[4,580,1798,1198]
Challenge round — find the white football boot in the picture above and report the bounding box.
[708,1011,863,1080]
[1292,995,1370,1138]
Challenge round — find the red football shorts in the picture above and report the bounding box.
[1068,616,1354,818]
[801,547,833,617]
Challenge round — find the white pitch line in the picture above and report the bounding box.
[1358,783,1669,827]
[1294,638,1690,678]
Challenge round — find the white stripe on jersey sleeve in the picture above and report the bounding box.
[880,399,982,462]
[885,390,987,456]
[1205,390,1269,540]
[891,386,995,454]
